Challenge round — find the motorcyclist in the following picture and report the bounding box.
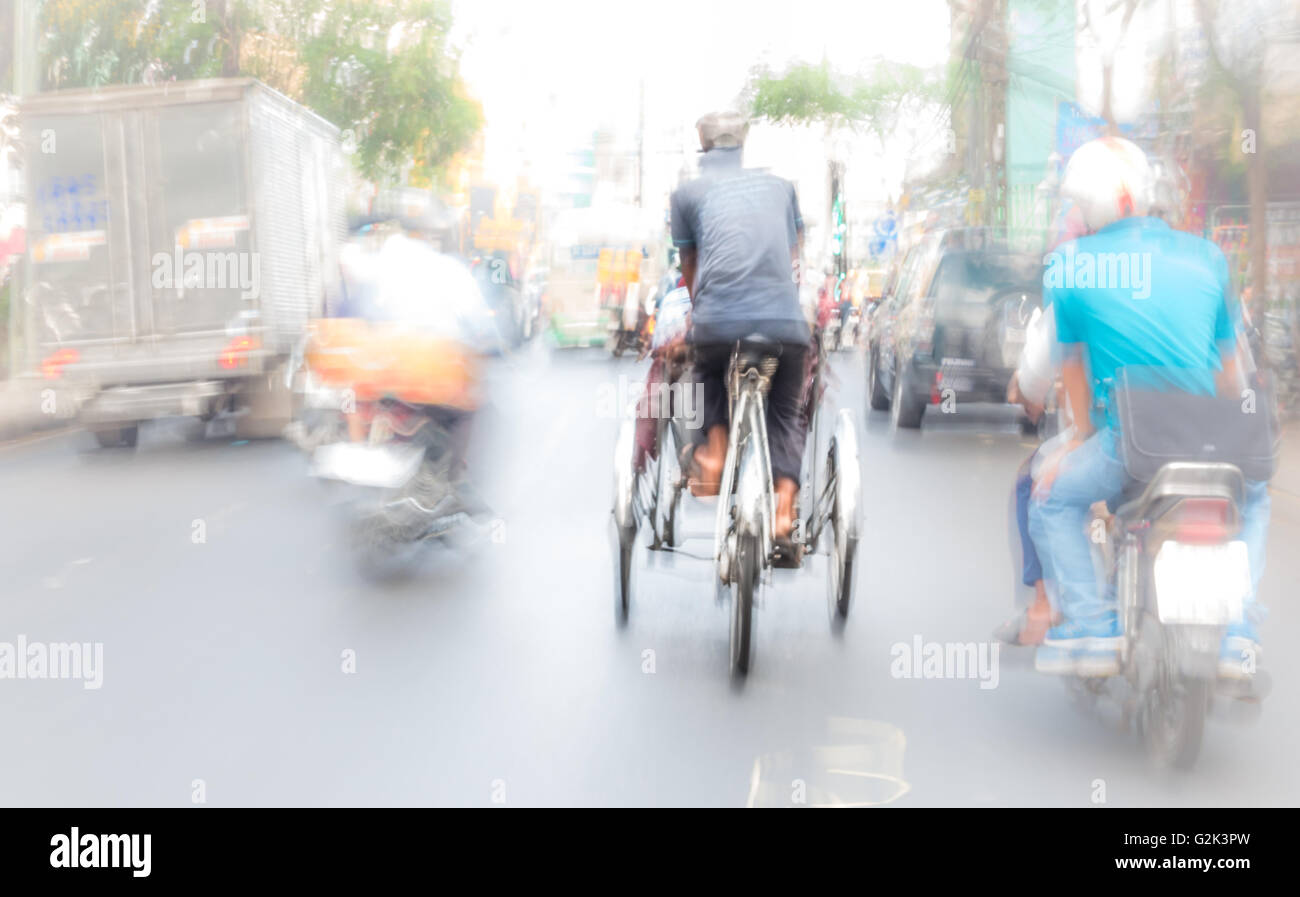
[1028,137,1271,679]
[671,111,810,552]
[324,228,494,515]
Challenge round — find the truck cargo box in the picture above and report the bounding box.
[13,79,346,392]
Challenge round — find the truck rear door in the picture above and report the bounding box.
[24,112,134,352]
[145,100,254,341]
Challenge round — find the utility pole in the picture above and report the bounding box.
[14,0,39,96]
[980,0,1008,229]
[636,80,645,208]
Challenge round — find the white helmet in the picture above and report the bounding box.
[1059,136,1153,233]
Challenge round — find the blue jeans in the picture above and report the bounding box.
[1015,454,1043,587]
[1028,428,1270,633]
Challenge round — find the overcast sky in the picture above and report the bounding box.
[450,0,952,193]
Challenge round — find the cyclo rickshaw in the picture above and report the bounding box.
[610,297,863,676]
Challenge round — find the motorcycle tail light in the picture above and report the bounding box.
[1170,498,1231,544]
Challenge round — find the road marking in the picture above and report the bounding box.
[0,426,78,452]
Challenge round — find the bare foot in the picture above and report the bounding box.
[690,447,722,497]
[774,477,798,540]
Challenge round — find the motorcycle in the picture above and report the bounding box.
[820,317,841,355]
[310,397,486,579]
[1067,461,1259,769]
[606,282,645,358]
[301,234,494,578]
[839,306,861,351]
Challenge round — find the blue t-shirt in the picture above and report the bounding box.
[1045,217,1239,431]
[670,147,808,344]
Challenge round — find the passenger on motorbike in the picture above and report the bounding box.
[1028,137,1271,679]
[996,304,1060,646]
[671,111,810,546]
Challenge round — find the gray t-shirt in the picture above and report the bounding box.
[670,148,808,344]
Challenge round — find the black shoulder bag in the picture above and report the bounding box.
[1110,368,1279,483]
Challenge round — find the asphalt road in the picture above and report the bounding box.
[2,343,1297,807]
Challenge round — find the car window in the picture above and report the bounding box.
[895,238,938,308]
[906,239,945,306]
[928,252,1041,305]
[891,248,923,307]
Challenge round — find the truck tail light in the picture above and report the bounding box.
[41,348,80,379]
[219,335,259,370]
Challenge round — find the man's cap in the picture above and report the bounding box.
[696,111,749,150]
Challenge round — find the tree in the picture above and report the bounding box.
[1191,0,1298,324]
[747,60,945,145]
[35,0,481,185]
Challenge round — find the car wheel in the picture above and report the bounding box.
[867,347,891,411]
[890,361,925,429]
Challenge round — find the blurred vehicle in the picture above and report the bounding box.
[304,234,492,578]
[862,267,887,304]
[866,229,1041,429]
[611,332,861,675]
[14,79,344,446]
[543,205,664,351]
[815,273,840,353]
[838,304,861,351]
[1070,397,1271,769]
[470,252,527,351]
[520,256,548,343]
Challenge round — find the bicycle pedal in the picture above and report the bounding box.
[771,538,804,569]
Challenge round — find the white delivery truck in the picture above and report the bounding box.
[11,78,346,445]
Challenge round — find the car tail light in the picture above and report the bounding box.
[219,335,259,370]
[1170,498,1232,544]
[41,347,80,379]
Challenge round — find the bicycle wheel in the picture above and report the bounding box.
[827,449,856,622]
[826,412,861,623]
[611,420,641,624]
[731,530,759,676]
[801,372,822,554]
[656,417,684,548]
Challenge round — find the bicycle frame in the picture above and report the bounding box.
[713,369,777,574]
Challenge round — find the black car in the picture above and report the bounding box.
[866,229,1041,428]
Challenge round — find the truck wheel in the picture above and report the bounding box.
[93,424,139,449]
[235,367,295,440]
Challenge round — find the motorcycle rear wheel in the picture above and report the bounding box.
[1140,672,1208,770]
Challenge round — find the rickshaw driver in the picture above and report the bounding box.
[671,111,810,553]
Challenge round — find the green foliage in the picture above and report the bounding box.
[35,0,480,184]
[296,1,481,184]
[747,60,944,139]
